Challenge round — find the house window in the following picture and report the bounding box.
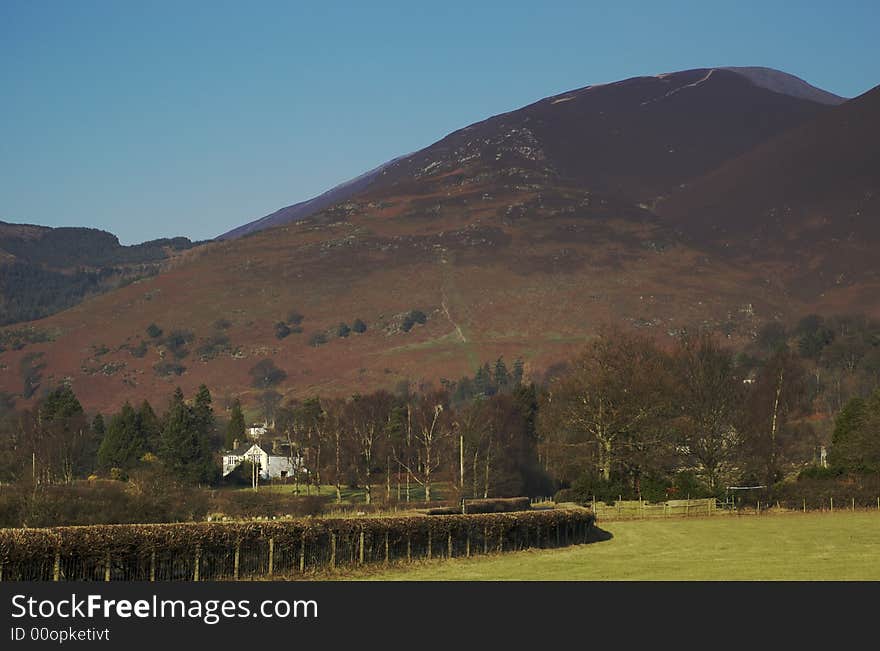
[280,471,288,478]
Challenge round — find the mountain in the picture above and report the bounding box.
[657,83,880,296]
[0,221,201,325]
[220,67,841,239]
[1,67,870,414]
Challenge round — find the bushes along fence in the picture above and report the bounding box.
[0,509,595,581]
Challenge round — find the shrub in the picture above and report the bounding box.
[336,322,351,338]
[308,332,328,347]
[798,465,844,481]
[196,334,231,360]
[286,310,304,326]
[249,359,286,388]
[146,324,163,339]
[274,322,292,340]
[154,361,186,377]
[130,340,149,358]
[352,318,367,334]
[402,309,427,332]
[462,497,531,514]
[163,329,194,359]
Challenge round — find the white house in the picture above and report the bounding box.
[222,442,302,480]
[246,424,269,441]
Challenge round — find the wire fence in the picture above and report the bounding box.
[0,509,596,582]
[572,496,880,520]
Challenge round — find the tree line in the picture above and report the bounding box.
[1,314,879,511]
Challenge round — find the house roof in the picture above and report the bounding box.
[226,443,266,456]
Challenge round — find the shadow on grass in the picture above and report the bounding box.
[586,525,614,544]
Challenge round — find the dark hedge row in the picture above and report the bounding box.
[0,509,595,581]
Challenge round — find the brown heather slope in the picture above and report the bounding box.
[658,84,880,299]
[0,177,853,415]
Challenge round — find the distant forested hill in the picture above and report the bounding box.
[0,221,202,325]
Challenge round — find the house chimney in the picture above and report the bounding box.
[233,438,239,451]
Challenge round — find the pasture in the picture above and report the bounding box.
[356,510,880,580]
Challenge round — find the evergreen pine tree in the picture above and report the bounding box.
[474,366,490,397]
[512,357,525,386]
[40,385,83,421]
[138,400,161,453]
[494,357,510,392]
[97,402,146,469]
[226,399,246,450]
[193,384,215,441]
[160,388,217,485]
[91,413,105,437]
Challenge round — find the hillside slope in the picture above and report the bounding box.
[658,84,880,297]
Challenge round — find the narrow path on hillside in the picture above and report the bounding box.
[441,290,467,343]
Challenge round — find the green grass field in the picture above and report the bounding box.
[353,511,880,580]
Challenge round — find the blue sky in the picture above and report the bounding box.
[1,0,878,244]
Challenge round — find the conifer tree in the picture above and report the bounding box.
[494,357,510,392]
[160,387,217,485]
[138,400,161,453]
[97,402,147,470]
[91,413,105,437]
[225,399,246,450]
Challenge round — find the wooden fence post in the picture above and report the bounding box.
[53,549,60,582]
[447,531,453,558]
[104,551,111,582]
[193,545,200,582]
[830,497,834,512]
[852,498,855,512]
[359,530,365,566]
[803,498,806,513]
[150,550,156,582]
[427,530,432,560]
[330,533,337,569]
[384,531,390,565]
[268,538,275,577]
[299,537,306,574]
[483,526,488,554]
[466,530,471,558]
[234,542,240,580]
